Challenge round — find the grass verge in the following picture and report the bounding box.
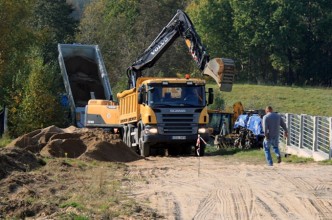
[205,145,330,165]
[208,83,332,116]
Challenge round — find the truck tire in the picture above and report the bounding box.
[127,124,137,151]
[139,129,150,157]
[122,125,127,145]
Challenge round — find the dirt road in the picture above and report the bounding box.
[126,156,332,220]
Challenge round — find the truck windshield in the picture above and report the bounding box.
[148,84,206,107]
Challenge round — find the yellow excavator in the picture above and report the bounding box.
[85,10,236,156]
[208,102,244,148]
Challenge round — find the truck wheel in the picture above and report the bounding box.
[127,124,137,151]
[122,125,127,145]
[139,130,150,157]
[182,145,192,155]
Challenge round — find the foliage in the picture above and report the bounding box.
[0,0,36,107]
[187,0,238,59]
[9,48,68,136]
[187,0,332,86]
[0,133,12,148]
[77,0,193,94]
[29,0,78,62]
[0,0,77,136]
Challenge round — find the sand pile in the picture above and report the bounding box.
[7,125,142,162]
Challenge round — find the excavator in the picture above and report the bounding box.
[126,9,235,91]
[85,9,235,156]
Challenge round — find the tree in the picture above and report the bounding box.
[187,0,238,59]
[29,0,78,62]
[9,48,67,136]
[77,0,192,94]
[0,0,35,107]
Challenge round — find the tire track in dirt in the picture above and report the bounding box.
[125,157,332,220]
[272,167,332,219]
[189,163,254,220]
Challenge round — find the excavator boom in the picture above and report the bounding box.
[127,10,235,91]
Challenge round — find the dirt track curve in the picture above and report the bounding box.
[126,156,332,220]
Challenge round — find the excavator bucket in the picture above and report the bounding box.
[203,58,235,92]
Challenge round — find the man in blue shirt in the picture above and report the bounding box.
[262,106,288,166]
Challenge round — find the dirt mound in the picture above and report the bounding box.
[8,125,65,153]
[0,147,45,179]
[41,139,87,158]
[80,140,142,162]
[7,126,142,163]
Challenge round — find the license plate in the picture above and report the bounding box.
[172,136,186,140]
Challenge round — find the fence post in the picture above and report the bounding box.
[329,117,332,160]
[299,115,304,149]
[313,116,318,152]
[286,113,291,146]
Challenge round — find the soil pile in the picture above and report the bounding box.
[8,125,142,162]
[0,147,45,179]
[81,140,142,162]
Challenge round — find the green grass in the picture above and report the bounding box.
[283,154,315,163]
[205,146,330,165]
[0,134,12,148]
[208,83,332,116]
[60,201,84,209]
[206,146,266,164]
[318,159,332,165]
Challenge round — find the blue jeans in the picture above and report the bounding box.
[263,137,280,166]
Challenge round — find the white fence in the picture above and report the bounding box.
[279,113,332,161]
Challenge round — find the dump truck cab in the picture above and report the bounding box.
[140,77,211,143]
[117,76,213,156]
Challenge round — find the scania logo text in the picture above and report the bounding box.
[170,109,186,113]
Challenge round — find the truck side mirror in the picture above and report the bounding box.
[138,91,144,104]
[138,86,145,104]
[208,88,214,105]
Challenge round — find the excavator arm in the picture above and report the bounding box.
[127,9,235,91]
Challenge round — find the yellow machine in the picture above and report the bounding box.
[208,102,244,136]
[85,10,235,156]
[207,102,244,148]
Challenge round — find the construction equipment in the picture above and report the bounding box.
[208,102,244,148]
[233,110,265,149]
[85,9,235,157]
[210,104,266,149]
[58,44,113,127]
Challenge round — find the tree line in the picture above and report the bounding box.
[0,0,331,136]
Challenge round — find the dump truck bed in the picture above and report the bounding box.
[58,44,112,127]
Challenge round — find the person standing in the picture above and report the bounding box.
[262,106,288,166]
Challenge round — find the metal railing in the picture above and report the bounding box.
[279,113,332,160]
